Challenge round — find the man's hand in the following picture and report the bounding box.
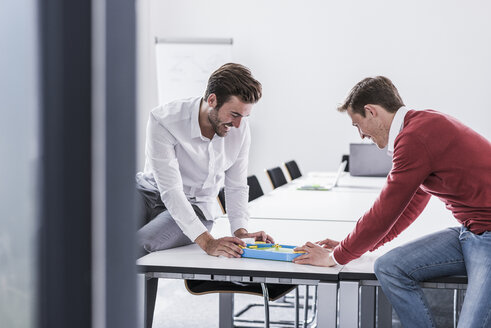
[234,228,275,244]
[316,238,340,250]
[292,241,337,267]
[195,231,246,258]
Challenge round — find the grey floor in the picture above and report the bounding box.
[142,278,457,328]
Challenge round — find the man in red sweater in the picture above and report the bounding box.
[293,76,491,327]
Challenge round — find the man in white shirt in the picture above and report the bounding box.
[136,63,273,258]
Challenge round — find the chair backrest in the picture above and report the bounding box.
[284,160,302,180]
[247,175,264,202]
[266,167,288,189]
[341,154,350,172]
[217,187,226,214]
[218,176,264,212]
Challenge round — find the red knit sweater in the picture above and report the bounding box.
[333,110,491,265]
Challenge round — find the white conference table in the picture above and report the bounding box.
[247,173,383,221]
[257,176,461,328]
[137,218,358,328]
[138,172,462,328]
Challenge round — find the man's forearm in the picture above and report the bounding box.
[195,231,214,252]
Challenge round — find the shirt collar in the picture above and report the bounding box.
[387,106,409,156]
[190,97,203,139]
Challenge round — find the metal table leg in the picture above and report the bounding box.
[360,286,376,328]
[261,283,270,328]
[219,293,234,328]
[294,287,300,328]
[339,281,359,328]
[144,277,158,328]
[376,287,392,328]
[303,285,309,328]
[316,282,338,328]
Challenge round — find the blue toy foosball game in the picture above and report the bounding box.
[240,242,305,262]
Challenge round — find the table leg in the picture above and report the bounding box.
[360,286,376,328]
[295,287,300,328]
[303,285,309,328]
[144,277,158,328]
[260,283,270,328]
[377,287,392,328]
[316,282,338,328]
[339,281,359,328]
[454,288,464,327]
[219,293,234,328]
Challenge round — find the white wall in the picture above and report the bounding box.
[137,0,491,192]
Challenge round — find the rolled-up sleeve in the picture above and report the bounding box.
[146,113,207,241]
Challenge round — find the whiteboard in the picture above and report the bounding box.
[155,38,233,105]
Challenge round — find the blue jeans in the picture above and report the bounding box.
[374,226,491,328]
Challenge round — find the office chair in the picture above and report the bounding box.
[266,167,288,189]
[341,154,350,172]
[217,187,226,214]
[218,175,264,213]
[185,280,296,327]
[247,175,264,201]
[284,160,302,180]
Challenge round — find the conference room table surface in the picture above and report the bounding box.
[138,173,461,328]
[246,172,385,221]
[215,194,457,272]
[221,172,459,327]
[137,219,358,328]
[233,172,458,281]
[218,176,460,327]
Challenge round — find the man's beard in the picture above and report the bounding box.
[208,108,231,137]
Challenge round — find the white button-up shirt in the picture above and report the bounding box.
[139,97,250,241]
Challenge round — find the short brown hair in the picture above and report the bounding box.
[204,63,262,109]
[338,76,404,117]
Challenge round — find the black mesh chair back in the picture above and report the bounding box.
[247,175,264,202]
[266,167,288,189]
[341,154,350,172]
[217,187,226,213]
[219,176,264,212]
[284,160,302,180]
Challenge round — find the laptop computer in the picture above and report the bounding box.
[297,161,347,191]
[349,143,392,177]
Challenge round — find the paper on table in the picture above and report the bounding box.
[297,184,331,191]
